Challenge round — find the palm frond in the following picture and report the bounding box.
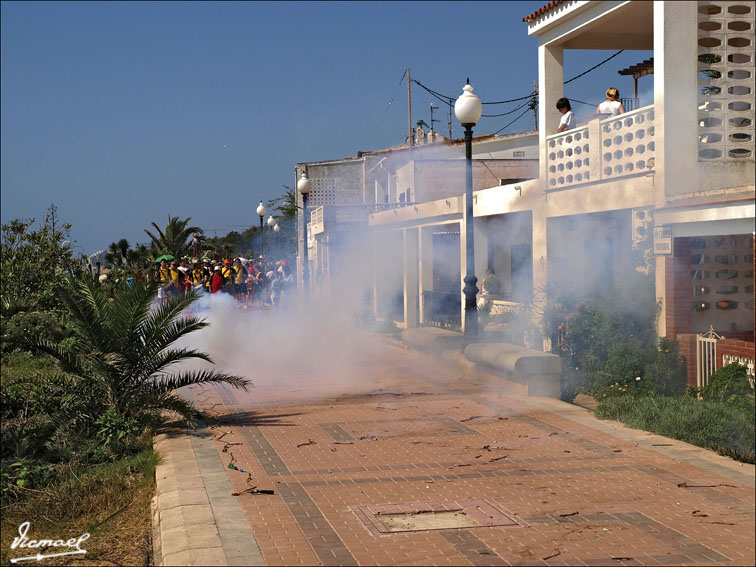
[144,392,197,421]
[150,369,250,394]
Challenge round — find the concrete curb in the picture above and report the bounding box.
[527,395,756,487]
[152,419,265,566]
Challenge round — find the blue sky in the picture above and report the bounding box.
[1,1,653,255]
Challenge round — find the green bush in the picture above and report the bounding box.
[483,274,502,295]
[557,294,686,402]
[700,363,755,414]
[596,395,755,463]
[1,310,72,355]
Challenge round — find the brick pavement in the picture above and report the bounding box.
[156,334,755,566]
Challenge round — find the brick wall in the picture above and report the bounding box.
[717,338,756,368]
[665,237,692,339]
[676,333,698,387]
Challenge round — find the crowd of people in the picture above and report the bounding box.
[148,256,295,310]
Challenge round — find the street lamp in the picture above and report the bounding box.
[297,170,311,294]
[454,79,482,346]
[273,222,280,259]
[256,201,266,259]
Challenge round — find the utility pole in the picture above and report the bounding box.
[448,98,453,140]
[532,80,538,131]
[407,68,413,146]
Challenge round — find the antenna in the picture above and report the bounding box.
[430,103,439,136]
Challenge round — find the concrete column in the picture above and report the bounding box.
[538,43,564,182]
[474,220,487,283]
[403,228,419,328]
[371,231,379,319]
[531,208,549,305]
[653,1,698,339]
[653,1,698,207]
[418,227,433,325]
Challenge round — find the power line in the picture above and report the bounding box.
[369,69,407,148]
[563,49,624,85]
[481,96,534,118]
[492,107,532,135]
[568,98,599,107]
[411,49,625,111]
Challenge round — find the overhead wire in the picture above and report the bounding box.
[368,69,407,148]
[481,96,534,118]
[408,49,625,135]
[492,107,533,135]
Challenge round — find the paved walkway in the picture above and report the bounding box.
[153,334,755,566]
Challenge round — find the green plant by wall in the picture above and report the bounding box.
[556,292,685,402]
[700,363,755,415]
[482,274,502,295]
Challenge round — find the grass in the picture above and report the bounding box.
[596,395,755,463]
[1,448,158,566]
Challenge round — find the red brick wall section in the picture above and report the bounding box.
[665,237,692,340]
[676,333,698,387]
[716,338,756,370]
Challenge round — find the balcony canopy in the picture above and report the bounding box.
[526,1,653,50]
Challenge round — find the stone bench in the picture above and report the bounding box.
[464,343,561,398]
[401,327,463,356]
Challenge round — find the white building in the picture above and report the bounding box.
[295,131,539,306]
[368,0,755,384]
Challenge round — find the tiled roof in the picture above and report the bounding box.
[522,0,565,23]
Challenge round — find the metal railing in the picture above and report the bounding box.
[421,291,460,330]
[696,326,722,389]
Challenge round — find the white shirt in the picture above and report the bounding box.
[559,110,575,131]
[598,100,622,116]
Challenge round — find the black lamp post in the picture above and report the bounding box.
[454,79,482,347]
[297,171,311,295]
[256,201,266,259]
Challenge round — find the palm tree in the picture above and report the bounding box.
[144,216,203,259]
[105,238,130,267]
[34,275,248,430]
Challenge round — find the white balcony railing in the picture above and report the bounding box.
[310,203,408,235]
[547,105,656,189]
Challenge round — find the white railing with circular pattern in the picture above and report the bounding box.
[546,105,655,189]
[546,125,592,188]
[599,106,657,180]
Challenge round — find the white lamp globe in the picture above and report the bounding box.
[267,215,276,227]
[256,201,266,218]
[297,172,311,195]
[454,81,482,126]
[273,223,281,232]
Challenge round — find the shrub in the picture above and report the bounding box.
[1,310,72,355]
[483,274,502,295]
[700,363,755,414]
[557,294,686,401]
[596,395,755,463]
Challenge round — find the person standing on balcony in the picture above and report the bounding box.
[597,87,626,116]
[556,97,575,132]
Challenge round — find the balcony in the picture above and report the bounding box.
[546,105,656,190]
[310,203,408,235]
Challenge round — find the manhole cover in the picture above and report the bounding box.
[354,499,523,535]
[379,510,479,532]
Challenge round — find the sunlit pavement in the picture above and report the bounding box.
[159,334,755,566]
